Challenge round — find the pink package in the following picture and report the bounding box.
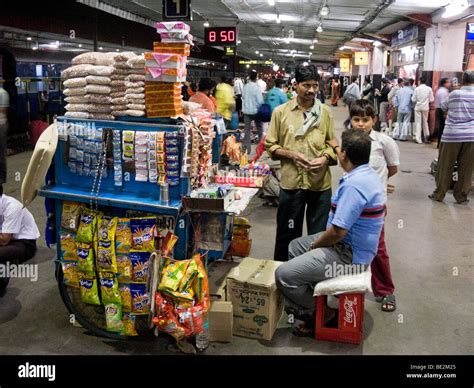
[155,21,190,33]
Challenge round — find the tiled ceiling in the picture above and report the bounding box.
[77,0,472,64]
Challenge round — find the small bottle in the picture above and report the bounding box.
[195,317,209,352]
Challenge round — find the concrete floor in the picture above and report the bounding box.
[0,104,473,355]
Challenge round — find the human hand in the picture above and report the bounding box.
[291,151,311,169]
[307,156,328,172]
[387,183,395,193]
[310,240,318,250]
[327,138,339,149]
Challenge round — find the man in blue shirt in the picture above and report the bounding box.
[266,78,288,113]
[275,129,385,336]
[392,79,413,141]
[242,70,264,154]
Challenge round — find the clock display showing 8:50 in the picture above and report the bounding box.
[204,27,238,47]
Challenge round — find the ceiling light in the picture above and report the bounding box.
[255,50,259,54]
[317,25,323,33]
[203,20,210,27]
[303,61,308,66]
[99,46,103,50]
[309,44,314,49]
[268,0,275,5]
[237,40,241,44]
[443,0,468,18]
[276,13,281,24]
[313,38,318,43]
[273,64,280,71]
[373,41,382,47]
[27,37,32,41]
[78,44,82,47]
[32,46,38,51]
[246,64,250,68]
[309,52,312,55]
[320,6,330,16]
[116,48,120,52]
[260,53,263,57]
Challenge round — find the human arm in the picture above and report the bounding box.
[310,225,347,249]
[0,233,12,246]
[388,165,398,178]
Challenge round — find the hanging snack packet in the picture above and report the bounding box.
[117,255,132,280]
[60,233,77,261]
[130,283,150,314]
[119,283,132,312]
[62,261,79,287]
[61,202,83,232]
[76,208,98,243]
[164,287,195,302]
[97,216,118,241]
[130,217,156,252]
[192,254,209,308]
[122,313,138,336]
[76,242,95,272]
[99,271,121,304]
[105,303,124,332]
[178,259,198,292]
[79,272,101,305]
[96,217,118,272]
[158,259,189,292]
[161,231,178,257]
[115,218,132,253]
[129,251,150,283]
[152,296,186,340]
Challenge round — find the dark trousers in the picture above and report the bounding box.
[0,123,8,184]
[436,108,446,147]
[370,223,395,297]
[0,239,37,291]
[432,142,474,202]
[274,188,332,261]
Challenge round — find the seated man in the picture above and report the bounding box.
[0,185,40,292]
[275,129,385,336]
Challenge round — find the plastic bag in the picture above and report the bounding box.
[63,78,87,88]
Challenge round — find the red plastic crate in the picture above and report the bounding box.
[315,293,365,345]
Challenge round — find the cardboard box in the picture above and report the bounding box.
[182,190,235,212]
[226,258,283,341]
[209,301,233,343]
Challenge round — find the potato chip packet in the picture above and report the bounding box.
[79,272,100,305]
[60,233,77,261]
[115,218,132,253]
[129,251,150,283]
[164,287,195,302]
[61,201,83,232]
[178,259,198,292]
[62,261,79,287]
[158,260,189,292]
[76,243,95,272]
[117,255,132,280]
[162,231,178,257]
[130,217,156,251]
[76,209,98,243]
[99,271,121,304]
[122,312,138,336]
[105,303,124,332]
[130,283,150,314]
[119,283,132,312]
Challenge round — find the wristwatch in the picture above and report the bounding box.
[323,153,331,163]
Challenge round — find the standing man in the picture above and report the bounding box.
[331,77,340,107]
[265,64,337,262]
[429,71,474,205]
[242,70,264,154]
[189,78,216,113]
[257,76,267,95]
[233,76,244,120]
[215,77,235,128]
[387,78,403,136]
[392,79,413,141]
[342,76,361,128]
[0,84,9,185]
[412,76,435,144]
[265,78,288,113]
[434,78,451,147]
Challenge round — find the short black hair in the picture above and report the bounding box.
[419,75,427,84]
[275,78,286,88]
[198,78,216,92]
[397,78,403,85]
[350,99,376,119]
[351,76,358,83]
[439,78,450,88]
[295,64,320,83]
[249,70,258,82]
[409,78,415,85]
[0,184,3,197]
[341,129,371,166]
[463,70,474,85]
[403,79,410,86]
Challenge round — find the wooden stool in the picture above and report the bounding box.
[315,292,365,345]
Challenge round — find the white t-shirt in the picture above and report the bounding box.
[0,87,9,126]
[369,130,400,199]
[257,79,267,93]
[0,195,40,240]
[412,84,434,111]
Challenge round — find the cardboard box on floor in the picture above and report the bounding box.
[209,301,233,343]
[226,257,283,341]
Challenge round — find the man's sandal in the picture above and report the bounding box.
[381,294,396,312]
[292,322,315,337]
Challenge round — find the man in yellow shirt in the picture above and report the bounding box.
[215,77,236,127]
[265,64,337,261]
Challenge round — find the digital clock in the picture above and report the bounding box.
[204,27,237,47]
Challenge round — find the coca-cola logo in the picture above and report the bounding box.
[343,296,357,328]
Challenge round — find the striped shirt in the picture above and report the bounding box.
[327,164,385,265]
[441,86,474,143]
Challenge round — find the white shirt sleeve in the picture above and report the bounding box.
[1,200,23,234]
[382,136,401,167]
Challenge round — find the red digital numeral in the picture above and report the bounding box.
[228,30,235,42]
[209,31,216,42]
[220,31,227,42]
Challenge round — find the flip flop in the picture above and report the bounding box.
[381,294,396,312]
[292,322,315,338]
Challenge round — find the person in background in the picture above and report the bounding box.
[291,79,298,98]
[387,78,404,136]
[429,71,474,205]
[29,114,50,146]
[377,78,391,132]
[435,78,451,148]
[189,78,216,113]
[333,99,399,312]
[409,78,415,91]
[0,185,40,293]
[253,134,281,207]
[266,78,288,113]
[275,129,385,336]
[362,76,373,101]
[392,79,413,141]
[412,75,435,144]
[0,84,9,185]
[257,76,267,95]
[331,77,340,106]
[215,77,235,128]
[234,76,244,120]
[342,76,361,129]
[242,70,264,154]
[265,64,337,262]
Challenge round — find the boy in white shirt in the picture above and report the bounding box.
[329,99,400,311]
[0,186,40,292]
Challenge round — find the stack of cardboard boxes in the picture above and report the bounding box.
[144,22,191,118]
